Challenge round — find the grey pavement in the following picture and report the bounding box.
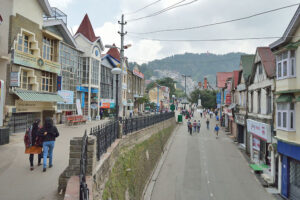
[0,119,108,200]
[151,113,275,200]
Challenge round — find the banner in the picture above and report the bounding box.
[76,99,82,116]
[252,136,260,151]
[58,90,74,104]
[247,119,271,142]
[216,92,221,104]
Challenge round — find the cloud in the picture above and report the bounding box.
[48,0,74,9]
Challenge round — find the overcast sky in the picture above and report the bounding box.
[49,0,299,64]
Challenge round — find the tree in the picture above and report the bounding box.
[174,88,186,98]
[146,77,177,99]
[189,89,217,109]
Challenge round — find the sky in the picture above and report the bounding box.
[48,0,299,64]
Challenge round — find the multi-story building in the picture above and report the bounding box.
[74,14,104,121]
[229,70,241,139]
[236,55,254,152]
[247,47,276,184]
[270,6,300,199]
[132,66,145,114]
[2,0,66,133]
[148,86,169,112]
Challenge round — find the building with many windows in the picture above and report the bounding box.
[2,0,65,133]
[270,6,300,199]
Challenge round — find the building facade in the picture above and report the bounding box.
[247,47,277,185]
[270,6,300,199]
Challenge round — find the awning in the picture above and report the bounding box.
[276,94,294,103]
[228,103,236,110]
[275,89,300,94]
[14,89,64,102]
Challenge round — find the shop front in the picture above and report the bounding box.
[76,86,99,119]
[235,114,246,147]
[100,99,115,118]
[278,141,300,199]
[9,89,63,133]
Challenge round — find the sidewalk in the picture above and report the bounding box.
[0,119,108,200]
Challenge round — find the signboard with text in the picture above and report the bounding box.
[247,119,271,142]
[252,136,260,151]
[10,72,20,87]
[58,90,74,104]
[216,92,221,104]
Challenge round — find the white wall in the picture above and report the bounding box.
[12,0,44,28]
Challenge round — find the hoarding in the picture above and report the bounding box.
[58,90,74,104]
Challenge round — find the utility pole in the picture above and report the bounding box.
[182,74,191,97]
[118,14,127,119]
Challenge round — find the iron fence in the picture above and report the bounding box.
[90,120,119,161]
[79,131,89,200]
[122,112,175,135]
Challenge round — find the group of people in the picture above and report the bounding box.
[24,117,59,172]
[186,116,220,139]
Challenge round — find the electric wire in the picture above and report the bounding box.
[124,0,162,16]
[127,0,199,22]
[128,3,299,34]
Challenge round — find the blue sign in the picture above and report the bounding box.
[57,76,62,91]
[216,92,221,104]
[76,86,98,94]
[110,103,115,108]
[81,93,85,108]
[58,90,74,104]
[224,90,227,102]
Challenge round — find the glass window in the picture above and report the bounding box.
[43,37,57,61]
[278,112,281,127]
[41,72,54,92]
[283,112,287,128]
[278,63,282,78]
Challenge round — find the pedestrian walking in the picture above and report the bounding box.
[24,119,43,171]
[193,120,197,133]
[187,119,192,135]
[38,117,60,172]
[206,118,210,130]
[197,120,201,133]
[214,124,220,139]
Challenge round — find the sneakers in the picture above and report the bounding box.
[43,168,46,172]
[49,164,53,168]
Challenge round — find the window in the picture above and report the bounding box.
[17,34,33,54]
[41,72,54,92]
[91,59,99,86]
[43,37,57,61]
[258,63,263,75]
[20,70,32,90]
[257,90,261,114]
[276,50,296,79]
[277,102,295,131]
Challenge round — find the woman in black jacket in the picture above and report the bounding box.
[38,117,59,172]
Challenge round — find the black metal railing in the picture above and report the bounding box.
[90,120,119,161]
[122,112,175,135]
[79,131,89,200]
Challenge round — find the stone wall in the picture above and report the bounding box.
[60,117,176,199]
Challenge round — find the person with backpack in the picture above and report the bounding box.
[38,117,60,172]
[197,120,201,133]
[24,119,43,171]
[187,119,192,135]
[206,118,210,130]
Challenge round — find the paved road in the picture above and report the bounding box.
[151,114,274,200]
[0,119,108,200]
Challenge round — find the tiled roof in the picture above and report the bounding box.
[14,89,64,102]
[106,44,120,61]
[216,72,233,88]
[257,47,276,78]
[233,70,241,89]
[76,14,99,42]
[240,55,255,82]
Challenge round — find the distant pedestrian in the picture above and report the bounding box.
[187,120,192,135]
[206,118,210,130]
[193,120,197,133]
[197,120,201,133]
[215,124,220,139]
[38,117,59,172]
[24,119,43,171]
[216,115,219,121]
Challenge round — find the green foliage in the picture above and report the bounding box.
[174,88,186,98]
[137,95,149,104]
[146,77,176,99]
[102,126,175,200]
[189,89,217,109]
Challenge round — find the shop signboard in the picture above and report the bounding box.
[216,92,221,104]
[110,103,115,108]
[10,72,20,87]
[225,93,231,105]
[13,50,60,74]
[247,119,271,142]
[58,90,74,104]
[76,99,82,115]
[252,136,260,151]
[57,76,62,91]
[235,114,245,125]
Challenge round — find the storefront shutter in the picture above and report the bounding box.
[290,160,300,200]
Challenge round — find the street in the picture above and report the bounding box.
[0,120,107,200]
[150,113,275,200]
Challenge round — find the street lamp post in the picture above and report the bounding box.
[112,68,122,120]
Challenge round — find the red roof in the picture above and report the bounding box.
[256,47,276,78]
[76,14,99,42]
[233,70,241,89]
[106,44,120,61]
[216,72,233,88]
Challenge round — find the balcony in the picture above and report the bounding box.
[43,7,67,25]
[276,78,299,92]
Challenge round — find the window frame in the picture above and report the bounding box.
[276,102,295,131]
[42,36,56,61]
[276,50,296,80]
[41,71,54,92]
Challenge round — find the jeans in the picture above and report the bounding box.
[29,153,42,167]
[43,141,55,168]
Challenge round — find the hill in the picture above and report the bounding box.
[129,52,245,88]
